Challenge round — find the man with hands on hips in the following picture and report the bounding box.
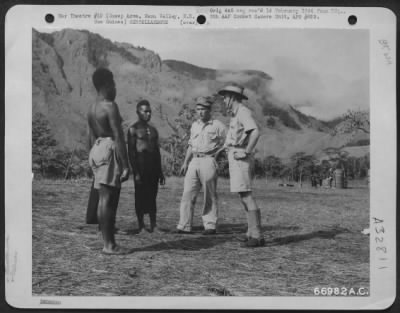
[218,84,265,248]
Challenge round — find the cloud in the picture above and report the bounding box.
[269,57,324,104]
[268,57,369,119]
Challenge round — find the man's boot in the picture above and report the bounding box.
[257,209,262,232]
[241,209,264,248]
[238,210,250,242]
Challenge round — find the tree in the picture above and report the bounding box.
[319,159,332,176]
[264,155,284,178]
[32,112,57,176]
[65,148,92,179]
[160,103,196,176]
[323,147,350,171]
[266,116,276,128]
[32,113,92,178]
[290,152,317,186]
[331,109,370,179]
[279,164,293,182]
[48,148,91,179]
[253,157,266,178]
[334,109,370,135]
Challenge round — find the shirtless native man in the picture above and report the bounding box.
[127,100,165,233]
[88,68,130,255]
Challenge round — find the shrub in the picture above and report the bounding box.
[266,116,276,128]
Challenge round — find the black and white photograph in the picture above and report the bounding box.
[4,5,396,310]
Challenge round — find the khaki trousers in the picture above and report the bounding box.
[177,157,218,231]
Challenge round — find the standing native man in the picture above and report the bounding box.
[175,97,226,235]
[218,84,265,247]
[127,100,165,233]
[88,68,130,255]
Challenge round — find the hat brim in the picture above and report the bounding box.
[195,103,211,108]
[218,89,248,100]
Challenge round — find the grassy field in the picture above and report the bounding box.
[32,177,369,297]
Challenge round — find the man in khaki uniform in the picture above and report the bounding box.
[176,97,226,235]
[218,84,265,247]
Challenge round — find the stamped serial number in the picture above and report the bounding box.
[314,287,369,296]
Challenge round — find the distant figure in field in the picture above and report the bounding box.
[318,174,323,187]
[88,68,130,255]
[218,84,265,248]
[127,100,165,233]
[328,168,334,188]
[311,172,319,188]
[175,96,226,235]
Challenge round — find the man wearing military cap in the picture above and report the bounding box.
[175,96,226,235]
[218,84,265,247]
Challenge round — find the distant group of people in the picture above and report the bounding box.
[311,168,343,188]
[87,67,264,255]
[310,172,324,188]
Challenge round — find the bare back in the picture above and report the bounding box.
[88,100,121,139]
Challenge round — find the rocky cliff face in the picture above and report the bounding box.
[32,28,368,158]
[117,42,162,72]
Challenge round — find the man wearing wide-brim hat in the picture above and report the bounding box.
[218,84,265,247]
[175,96,226,235]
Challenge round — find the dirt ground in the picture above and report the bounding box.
[32,177,369,296]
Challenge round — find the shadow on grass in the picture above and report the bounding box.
[131,228,346,252]
[84,224,348,253]
[265,227,350,246]
[126,224,307,252]
[191,223,300,234]
[119,223,300,237]
[170,223,301,235]
[83,226,350,254]
[132,235,233,252]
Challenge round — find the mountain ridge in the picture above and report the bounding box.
[32,28,369,159]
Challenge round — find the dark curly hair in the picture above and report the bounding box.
[136,99,151,111]
[92,68,114,92]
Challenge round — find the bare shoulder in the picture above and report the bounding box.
[104,102,124,127]
[101,100,119,114]
[87,103,96,118]
[127,124,137,136]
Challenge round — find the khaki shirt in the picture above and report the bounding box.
[188,119,226,154]
[225,105,258,148]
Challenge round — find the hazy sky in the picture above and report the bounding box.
[44,27,369,119]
